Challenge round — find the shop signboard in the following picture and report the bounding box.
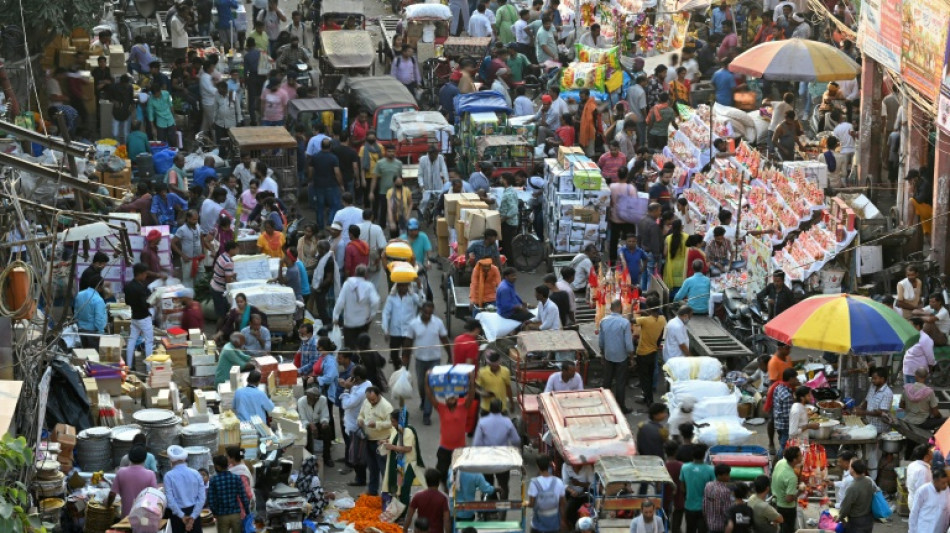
[900,0,950,102]
[857,0,901,72]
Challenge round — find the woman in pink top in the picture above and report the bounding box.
[608,166,640,264]
[239,179,260,224]
[260,81,289,126]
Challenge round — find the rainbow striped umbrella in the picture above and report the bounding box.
[764,294,917,354]
[728,39,860,82]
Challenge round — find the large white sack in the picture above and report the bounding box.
[693,394,740,421]
[713,103,757,142]
[668,380,732,401]
[664,356,723,382]
[696,419,754,446]
[476,312,525,341]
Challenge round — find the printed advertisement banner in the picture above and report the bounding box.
[900,0,950,102]
[858,0,901,72]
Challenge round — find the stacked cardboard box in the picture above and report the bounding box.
[436,217,451,257]
[444,193,482,226]
[257,356,279,380]
[188,336,217,390]
[99,335,123,364]
[544,157,611,253]
[148,361,173,388]
[218,382,234,411]
[53,424,76,472]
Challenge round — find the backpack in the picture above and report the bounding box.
[531,477,561,513]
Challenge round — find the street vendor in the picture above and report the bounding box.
[855,366,893,480]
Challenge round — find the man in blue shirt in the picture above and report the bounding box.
[453,471,495,520]
[75,285,107,349]
[441,177,475,194]
[382,281,423,355]
[150,183,188,232]
[233,370,275,422]
[192,156,218,191]
[676,260,711,315]
[164,445,206,533]
[400,218,432,266]
[496,267,534,322]
[439,79,460,123]
[618,234,646,287]
[712,65,738,106]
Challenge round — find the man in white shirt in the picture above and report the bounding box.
[532,285,562,331]
[513,86,535,117]
[332,265,381,348]
[407,301,450,425]
[831,109,855,171]
[169,6,190,61]
[357,209,388,288]
[331,192,364,244]
[904,318,935,383]
[556,267,577,318]
[663,306,692,361]
[417,146,448,214]
[513,9,531,47]
[198,62,218,133]
[569,244,599,291]
[909,472,950,533]
[491,69,512,107]
[259,170,279,195]
[917,293,950,340]
[468,4,494,38]
[544,361,583,392]
[906,444,934,514]
[578,23,608,48]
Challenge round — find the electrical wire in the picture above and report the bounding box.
[0,260,35,317]
[14,0,45,129]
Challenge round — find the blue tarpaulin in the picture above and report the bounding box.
[454,91,513,116]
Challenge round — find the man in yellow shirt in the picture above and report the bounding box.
[357,386,393,495]
[476,352,513,415]
[635,299,667,405]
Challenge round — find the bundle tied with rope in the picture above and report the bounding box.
[0,260,36,319]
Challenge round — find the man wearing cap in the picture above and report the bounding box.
[164,444,206,533]
[298,386,330,454]
[528,94,561,145]
[233,370,275,423]
[401,219,432,268]
[417,146,448,215]
[107,445,157,518]
[216,332,256,385]
[140,229,169,283]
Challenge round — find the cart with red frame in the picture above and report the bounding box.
[536,388,637,467]
[508,331,589,450]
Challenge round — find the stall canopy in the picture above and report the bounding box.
[451,446,523,474]
[454,91,512,116]
[728,39,860,82]
[764,294,917,354]
[321,31,376,68]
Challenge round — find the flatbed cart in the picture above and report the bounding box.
[687,315,755,369]
[537,389,637,466]
[450,446,526,533]
[377,16,400,68]
[444,273,471,335]
[510,331,589,450]
[591,456,672,533]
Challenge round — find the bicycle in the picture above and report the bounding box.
[509,202,544,272]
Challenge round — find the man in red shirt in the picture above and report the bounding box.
[597,140,627,183]
[453,319,483,436]
[343,225,369,277]
[426,370,476,486]
[404,469,450,533]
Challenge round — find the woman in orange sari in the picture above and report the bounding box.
[578,89,599,156]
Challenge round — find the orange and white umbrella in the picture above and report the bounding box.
[728,38,860,82]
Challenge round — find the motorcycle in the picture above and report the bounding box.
[721,287,775,361]
[254,441,304,533]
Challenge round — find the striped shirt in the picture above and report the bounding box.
[211,252,234,292]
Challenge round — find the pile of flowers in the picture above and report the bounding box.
[338,495,401,533]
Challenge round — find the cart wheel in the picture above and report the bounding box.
[933,360,950,388]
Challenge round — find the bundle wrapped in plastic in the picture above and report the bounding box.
[664,357,723,382]
[669,381,732,402]
[560,62,606,92]
[696,419,754,446]
[692,394,740,421]
[574,44,622,92]
[128,487,166,533]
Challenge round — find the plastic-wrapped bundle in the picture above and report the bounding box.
[692,394,740,421]
[668,381,732,402]
[696,419,754,446]
[128,487,166,533]
[664,357,723,382]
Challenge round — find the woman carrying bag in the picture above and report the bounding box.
[381,408,424,516]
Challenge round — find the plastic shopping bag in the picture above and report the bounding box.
[392,368,413,399]
[329,325,343,351]
[871,490,892,519]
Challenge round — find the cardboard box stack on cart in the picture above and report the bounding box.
[437,193,503,258]
[545,147,612,253]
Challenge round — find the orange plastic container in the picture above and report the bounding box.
[5,267,34,320]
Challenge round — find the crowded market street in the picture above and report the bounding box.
[2,0,950,532]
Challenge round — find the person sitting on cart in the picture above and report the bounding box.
[675,259,711,315]
[527,285,561,331]
[544,360,583,392]
[496,267,535,323]
[470,258,501,312]
[466,228,501,268]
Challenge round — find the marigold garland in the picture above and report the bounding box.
[338,494,394,532]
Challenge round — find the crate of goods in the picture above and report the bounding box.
[277,363,298,386]
[571,160,603,190]
[463,209,502,240]
[189,351,217,367]
[98,335,124,363]
[218,383,234,411]
[444,193,481,226]
[558,146,585,168]
[161,338,189,366]
[427,364,475,398]
[267,313,296,334]
[256,356,279,379]
[87,362,124,396]
[148,362,174,388]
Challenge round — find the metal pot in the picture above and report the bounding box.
[818,401,844,421]
[881,432,904,454]
[808,419,839,440]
